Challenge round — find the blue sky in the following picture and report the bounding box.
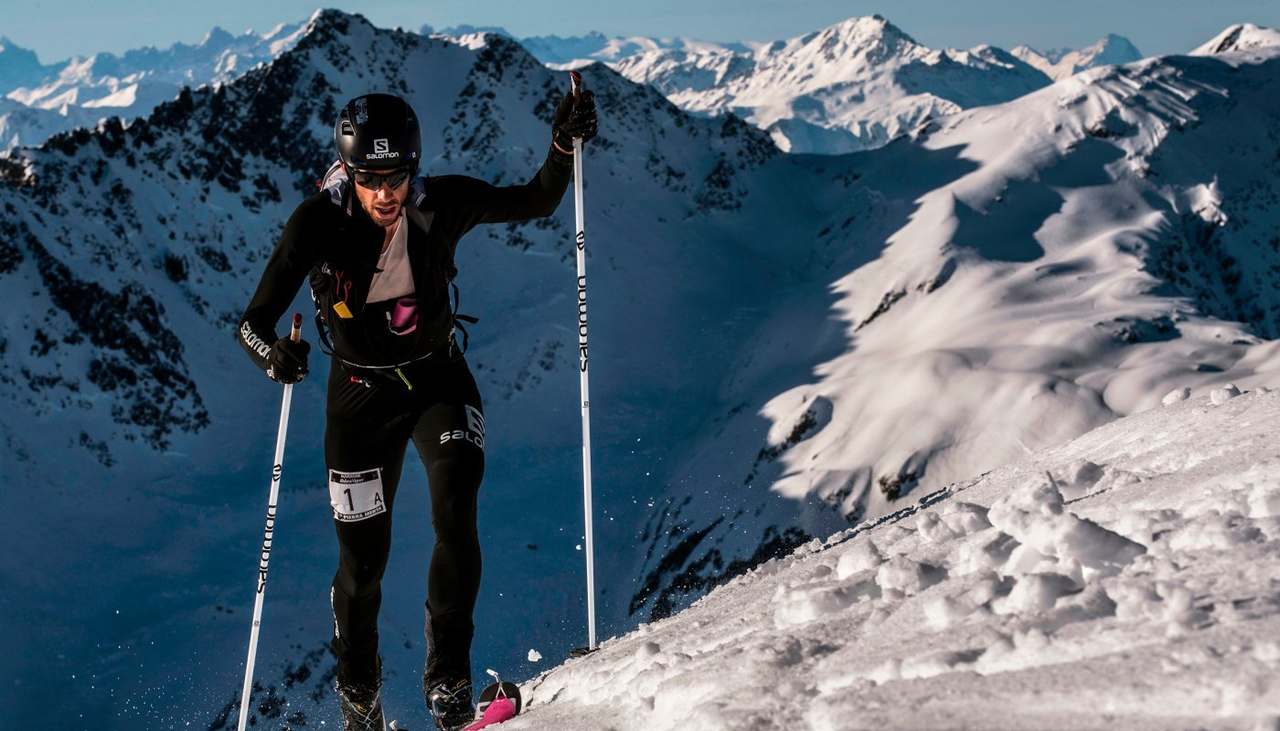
[7,0,1280,61]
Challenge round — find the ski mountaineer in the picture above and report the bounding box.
[236,89,598,730]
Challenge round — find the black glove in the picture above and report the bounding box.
[552,89,598,153]
[266,337,310,384]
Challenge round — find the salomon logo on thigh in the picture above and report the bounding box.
[440,405,485,449]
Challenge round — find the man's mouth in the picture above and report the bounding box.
[374,203,399,218]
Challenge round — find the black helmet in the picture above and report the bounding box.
[334,93,421,172]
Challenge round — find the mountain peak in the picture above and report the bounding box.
[797,14,920,64]
[199,25,235,47]
[1011,34,1142,80]
[1191,23,1280,56]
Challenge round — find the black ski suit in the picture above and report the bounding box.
[238,146,572,688]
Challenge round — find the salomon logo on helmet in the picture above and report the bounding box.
[334,94,421,172]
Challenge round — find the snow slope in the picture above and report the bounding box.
[0,20,304,149]
[606,15,1052,154]
[511,386,1280,729]
[628,32,1280,628]
[1012,34,1145,80]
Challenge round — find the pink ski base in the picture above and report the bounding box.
[463,697,517,730]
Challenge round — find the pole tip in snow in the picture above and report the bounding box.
[290,312,303,342]
[568,645,598,659]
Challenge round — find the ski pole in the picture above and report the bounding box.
[569,70,598,655]
[237,313,303,731]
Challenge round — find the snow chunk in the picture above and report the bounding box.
[992,573,1081,615]
[1210,383,1242,405]
[951,532,1017,576]
[773,579,878,628]
[916,511,960,543]
[987,478,1145,579]
[941,501,991,535]
[1167,511,1264,551]
[1162,387,1191,406]
[834,539,885,579]
[528,648,542,663]
[875,557,945,597]
[1249,484,1280,519]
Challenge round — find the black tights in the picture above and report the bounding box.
[324,355,486,687]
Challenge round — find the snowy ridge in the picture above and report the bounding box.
[512,387,1280,729]
[606,15,1052,154]
[1012,34,1145,80]
[0,18,305,149]
[521,32,752,68]
[1192,23,1280,57]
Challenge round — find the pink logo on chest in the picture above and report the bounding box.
[388,297,418,335]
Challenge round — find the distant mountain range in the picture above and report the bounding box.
[600,16,1055,154]
[1012,33,1143,79]
[0,22,305,148]
[425,18,1144,154]
[0,16,1147,155]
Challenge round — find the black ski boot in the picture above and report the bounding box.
[337,677,386,731]
[425,676,474,731]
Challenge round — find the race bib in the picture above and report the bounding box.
[328,468,387,522]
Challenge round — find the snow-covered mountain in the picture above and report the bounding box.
[5,10,1280,729]
[628,27,1280,626]
[1012,34,1144,80]
[604,15,1054,154]
[420,24,753,66]
[509,386,1280,729]
[0,22,305,149]
[522,32,751,67]
[1192,22,1280,56]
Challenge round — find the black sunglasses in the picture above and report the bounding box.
[352,167,411,190]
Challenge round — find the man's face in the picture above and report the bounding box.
[352,167,411,228]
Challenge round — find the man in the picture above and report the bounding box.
[237,88,598,730]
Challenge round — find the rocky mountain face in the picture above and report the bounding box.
[1012,34,1144,80]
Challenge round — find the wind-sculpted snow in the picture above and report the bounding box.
[512,388,1280,729]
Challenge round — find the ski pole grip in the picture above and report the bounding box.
[569,70,582,100]
[290,313,302,343]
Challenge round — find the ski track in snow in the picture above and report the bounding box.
[512,389,1280,730]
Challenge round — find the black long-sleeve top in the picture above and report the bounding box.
[238,146,573,371]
